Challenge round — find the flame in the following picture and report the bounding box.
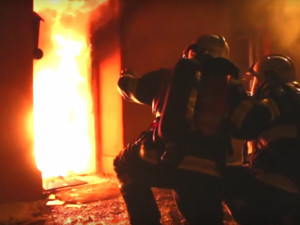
[33,1,103,178]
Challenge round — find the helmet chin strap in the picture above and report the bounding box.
[250,76,257,96]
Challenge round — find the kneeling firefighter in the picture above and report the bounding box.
[224,54,300,225]
[114,34,244,225]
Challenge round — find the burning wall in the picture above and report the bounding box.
[33,0,123,178]
[33,0,99,179]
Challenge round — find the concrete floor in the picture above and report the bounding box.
[0,174,237,225]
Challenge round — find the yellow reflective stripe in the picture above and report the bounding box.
[178,156,220,177]
[259,125,298,145]
[140,144,221,176]
[230,100,253,129]
[139,143,158,164]
[259,98,280,121]
[186,88,198,121]
[256,172,298,193]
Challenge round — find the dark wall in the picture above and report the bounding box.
[0,0,43,203]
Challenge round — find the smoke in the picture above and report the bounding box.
[89,0,120,32]
[241,0,300,57]
[262,0,300,76]
[269,2,300,51]
[33,0,108,66]
[229,0,300,77]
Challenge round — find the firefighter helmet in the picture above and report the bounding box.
[250,54,296,83]
[182,34,229,59]
[244,54,296,95]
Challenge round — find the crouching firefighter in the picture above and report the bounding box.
[155,44,248,225]
[113,34,241,225]
[224,54,300,225]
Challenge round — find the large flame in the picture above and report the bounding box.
[33,1,103,178]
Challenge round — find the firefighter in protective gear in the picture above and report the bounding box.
[157,54,242,167]
[113,34,239,225]
[224,54,300,225]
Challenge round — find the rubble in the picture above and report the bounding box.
[0,174,237,225]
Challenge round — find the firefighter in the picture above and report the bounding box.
[224,54,300,225]
[113,34,239,225]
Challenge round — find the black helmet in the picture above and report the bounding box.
[182,34,229,59]
[249,54,296,83]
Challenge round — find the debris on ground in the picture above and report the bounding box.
[0,174,237,225]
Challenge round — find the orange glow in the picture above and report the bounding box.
[33,1,104,178]
[99,49,123,171]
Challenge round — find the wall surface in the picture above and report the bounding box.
[0,0,43,203]
[91,0,123,174]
